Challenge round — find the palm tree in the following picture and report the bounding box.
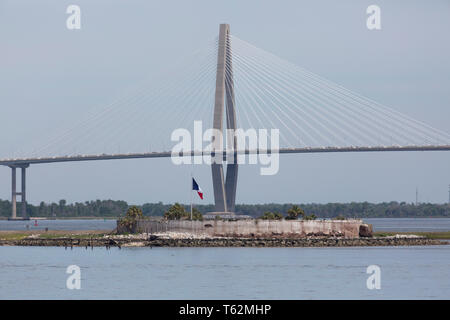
[286,205,305,220]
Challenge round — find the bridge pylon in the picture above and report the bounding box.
[8,164,30,220]
[210,23,238,215]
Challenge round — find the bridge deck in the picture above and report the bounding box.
[1,145,449,166]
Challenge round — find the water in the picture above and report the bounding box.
[364,218,450,232]
[0,246,449,299]
[1,218,450,232]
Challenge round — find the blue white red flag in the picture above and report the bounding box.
[192,178,203,200]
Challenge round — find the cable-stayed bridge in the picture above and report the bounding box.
[2,24,449,219]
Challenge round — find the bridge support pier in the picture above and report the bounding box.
[9,164,29,220]
[11,167,16,219]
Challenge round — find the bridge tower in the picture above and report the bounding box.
[211,23,238,214]
[8,164,30,220]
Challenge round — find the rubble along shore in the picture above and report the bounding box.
[0,236,446,248]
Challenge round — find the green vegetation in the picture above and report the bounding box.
[163,203,185,220]
[117,206,144,232]
[259,211,283,220]
[374,231,450,240]
[191,208,204,221]
[0,232,30,241]
[286,205,304,220]
[303,213,317,220]
[0,230,109,241]
[0,199,128,218]
[277,206,317,220]
[237,202,450,219]
[36,232,109,239]
[163,203,203,221]
[0,199,449,218]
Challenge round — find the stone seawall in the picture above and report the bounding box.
[131,219,367,238]
[0,237,445,247]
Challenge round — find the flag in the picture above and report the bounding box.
[192,178,203,200]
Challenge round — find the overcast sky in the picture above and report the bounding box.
[0,0,449,205]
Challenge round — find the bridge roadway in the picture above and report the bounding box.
[1,145,449,166]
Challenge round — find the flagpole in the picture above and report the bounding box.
[190,170,193,221]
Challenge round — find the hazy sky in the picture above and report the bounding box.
[0,0,449,205]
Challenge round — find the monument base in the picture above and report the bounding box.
[204,212,253,220]
[206,212,235,216]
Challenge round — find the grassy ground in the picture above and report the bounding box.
[374,231,450,239]
[0,217,119,220]
[0,230,112,240]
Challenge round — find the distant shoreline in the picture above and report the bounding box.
[1,200,449,219]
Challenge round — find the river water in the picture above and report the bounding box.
[0,245,449,299]
[1,218,450,232]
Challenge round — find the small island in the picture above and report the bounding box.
[0,204,447,248]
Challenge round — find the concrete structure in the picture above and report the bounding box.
[2,145,449,167]
[133,219,366,238]
[8,164,29,220]
[211,23,238,214]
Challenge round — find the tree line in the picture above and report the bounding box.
[0,199,449,218]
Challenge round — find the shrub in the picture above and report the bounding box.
[191,208,204,221]
[164,203,187,220]
[163,203,203,221]
[303,213,317,220]
[259,211,283,220]
[117,206,143,233]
